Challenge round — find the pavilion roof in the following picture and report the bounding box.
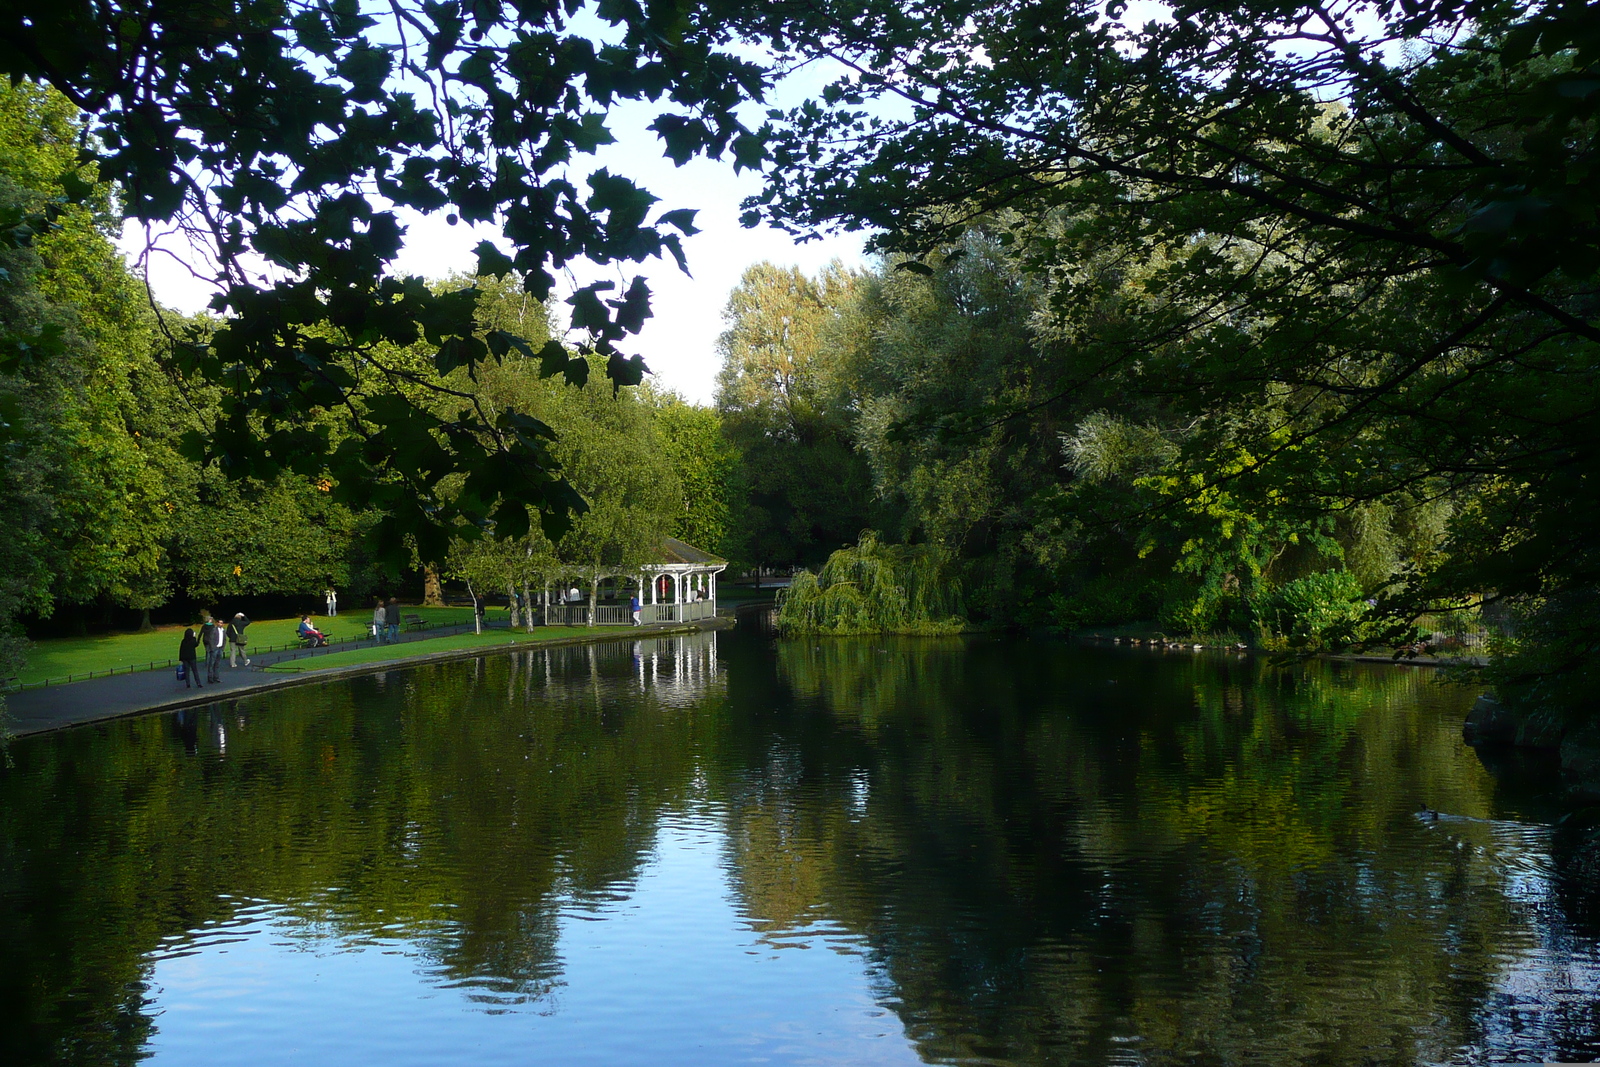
[653,537,725,565]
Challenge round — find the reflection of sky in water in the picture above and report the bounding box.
[142,814,920,1067]
[1412,816,1600,1066]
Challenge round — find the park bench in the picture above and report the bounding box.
[403,613,426,632]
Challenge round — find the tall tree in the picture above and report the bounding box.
[0,81,186,644]
[715,261,874,571]
[648,392,738,556]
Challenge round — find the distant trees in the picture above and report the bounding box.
[0,83,397,649]
[2,0,768,558]
[777,532,964,635]
[723,0,1600,723]
[0,81,744,676]
[650,395,738,556]
[715,262,874,572]
[442,349,714,621]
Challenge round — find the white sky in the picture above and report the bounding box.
[118,59,868,408]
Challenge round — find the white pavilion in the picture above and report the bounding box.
[542,537,726,626]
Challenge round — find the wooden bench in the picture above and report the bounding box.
[403,613,426,632]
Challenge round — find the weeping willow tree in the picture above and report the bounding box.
[776,532,966,635]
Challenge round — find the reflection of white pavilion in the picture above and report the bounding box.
[543,537,726,626]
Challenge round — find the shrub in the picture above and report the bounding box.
[776,532,965,635]
[1264,569,1369,650]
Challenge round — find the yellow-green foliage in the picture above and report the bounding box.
[776,532,965,635]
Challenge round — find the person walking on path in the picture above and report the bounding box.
[201,615,226,683]
[386,597,401,643]
[226,613,252,667]
[372,597,387,643]
[630,594,642,626]
[178,628,202,689]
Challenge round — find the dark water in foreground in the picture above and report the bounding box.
[2,627,1597,1066]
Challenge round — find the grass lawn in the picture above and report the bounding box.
[263,626,623,673]
[13,605,486,686]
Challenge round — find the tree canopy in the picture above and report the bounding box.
[732,0,1599,717]
[715,261,874,571]
[2,0,767,562]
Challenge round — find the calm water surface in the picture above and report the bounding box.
[2,626,1597,1065]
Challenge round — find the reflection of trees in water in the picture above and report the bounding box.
[0,634,724,1065]
[729,640,1597,1064]
[5,635,1595,1065]
[774,635,968,732]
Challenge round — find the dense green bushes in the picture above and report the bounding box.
[1260,571,1371,652]
[776,533,965,635]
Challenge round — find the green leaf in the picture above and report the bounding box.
[474,240,515,278]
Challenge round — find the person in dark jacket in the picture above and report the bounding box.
[178,628,202,689]
[200,614,225,683]
[226,613,251,668]
[386,597,401,643]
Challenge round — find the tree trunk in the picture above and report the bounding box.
[467,580,481,634]
[422,565,445,607]
[588,578,597,627]
[137,607,154,633]
[523,583,534,632]
[506,584,520,629]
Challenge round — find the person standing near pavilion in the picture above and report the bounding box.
[201,613,226,683]
[630,594,642,626]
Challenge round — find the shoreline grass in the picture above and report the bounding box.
[262,626,630,673]
[14,606,484,686]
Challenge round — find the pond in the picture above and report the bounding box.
[2,626,1597,1066]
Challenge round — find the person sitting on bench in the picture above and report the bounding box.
[297,615,329,647]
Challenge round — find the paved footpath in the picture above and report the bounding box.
[4,619,722,738]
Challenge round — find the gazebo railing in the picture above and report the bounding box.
[644,601,715,624]
[543,604,630,626]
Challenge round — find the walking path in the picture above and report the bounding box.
[4,618,726,738]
